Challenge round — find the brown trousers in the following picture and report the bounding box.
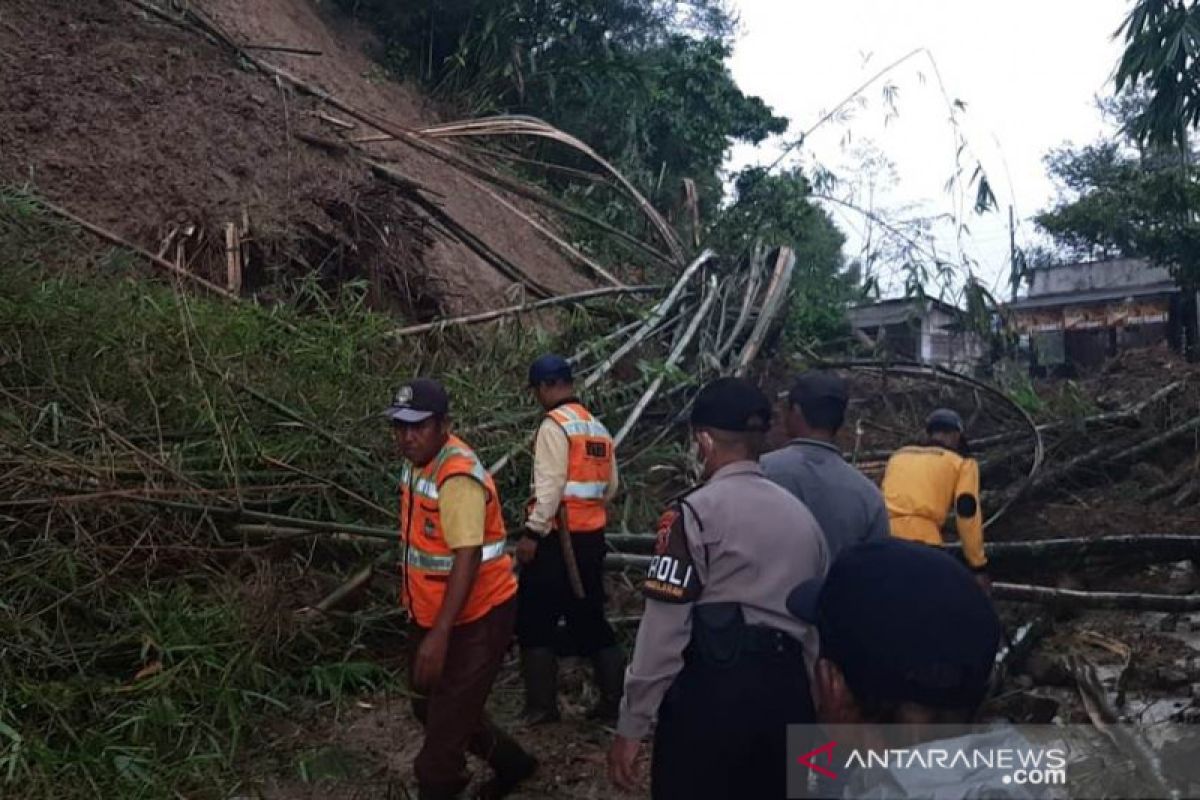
[408,597,518,792]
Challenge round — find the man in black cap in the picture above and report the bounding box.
[882,408,989,590]
[515,354,623,724]
[762,371,890,561]
[786,539,1024,798]
[387,379,536,799]
[607,377,828,799]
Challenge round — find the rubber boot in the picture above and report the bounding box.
[519,647,560,725]
[475,727,538,800]
[586,644,626,723]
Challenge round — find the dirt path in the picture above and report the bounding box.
[249,656,635,799]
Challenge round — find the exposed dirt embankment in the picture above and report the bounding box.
[0,0,588,313]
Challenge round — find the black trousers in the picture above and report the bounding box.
[515,530,616,655]
[651,648,815,800]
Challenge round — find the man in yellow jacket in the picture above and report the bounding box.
[881,408,990,591]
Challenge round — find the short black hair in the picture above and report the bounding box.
[794,396,846,433]
[699,426,768,459]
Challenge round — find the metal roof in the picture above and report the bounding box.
[1005,281,1178,312]
[847,297,963,328]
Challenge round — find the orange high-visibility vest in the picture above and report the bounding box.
[399,434,516,628]
[545,402,614,533]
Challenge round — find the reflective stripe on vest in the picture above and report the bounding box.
[559,419,610,438]
[564,480,609,500]
[400,435,517,627]
[405,538,508,572]
[545,403,613,532]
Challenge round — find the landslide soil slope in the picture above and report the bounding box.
[0,0,588,313]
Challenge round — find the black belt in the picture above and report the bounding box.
[739,625,805,656]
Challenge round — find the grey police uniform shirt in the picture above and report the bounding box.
[761,438,890,563]
[616,460,829,740]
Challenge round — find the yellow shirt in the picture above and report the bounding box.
[881,445,986,569]
[439,475,486,550]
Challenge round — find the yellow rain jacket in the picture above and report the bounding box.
[881,445,986,570]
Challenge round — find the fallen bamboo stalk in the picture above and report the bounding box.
[582,251,713,392]
[457,172,625,287]
[131,496,399,540]
[386,285,661,338]
[613,276,719,447]
[715,245,766,362]
[1013,413,1200,503]
[207,367,390,479]
[419,116,685,265]
[603,556,1200,611]
[606,532,1200,565]
[242,43,323,56]
[311,551,392,613]
[370,161,554,298]
[970,380,1185,451]
[34,198,240,300]
[259,455,392,517]
[733,247,796,376]
[992,582,1200,612]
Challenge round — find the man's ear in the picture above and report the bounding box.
[814,658,856,723]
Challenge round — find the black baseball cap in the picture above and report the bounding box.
[386,378,449,424]
[926,408,965,433]
[528,354,573,387]
[690,377,772,433]
[787,539,1001,710]
[788,371,848,407]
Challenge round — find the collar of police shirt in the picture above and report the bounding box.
[704,459,764,483]
[785,437,842,456]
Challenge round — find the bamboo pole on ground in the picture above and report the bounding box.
[35,198,240,301]
[386,285,661,338]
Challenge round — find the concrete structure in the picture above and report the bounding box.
[846,298,984,371]
[1006,258,1181,370]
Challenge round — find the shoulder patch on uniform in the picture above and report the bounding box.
[955,493,979,519]
[653,508,678,555]
[642,505,701,604]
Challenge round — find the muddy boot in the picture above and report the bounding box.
[519,647,560,725]
[476,728,538,800]
[586,644,625,723]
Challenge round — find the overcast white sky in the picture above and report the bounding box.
[727,0,1131,299]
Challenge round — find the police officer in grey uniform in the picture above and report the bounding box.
[607,377,829,799]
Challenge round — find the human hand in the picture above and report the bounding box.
[516,535,538,565]
[607,734,642,792]
[413,628,449,691]
[975,572,992,594]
